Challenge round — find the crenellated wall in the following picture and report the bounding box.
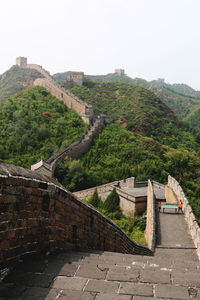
[145,180,156,252]
[166,175,200,259]
[0,164,152,270]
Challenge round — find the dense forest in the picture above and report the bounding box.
[0,86,87,168]
[70,82,199,151]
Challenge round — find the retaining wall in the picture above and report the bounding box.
[0,164,152,270]
[145,180,156,252]
[166,175,200,259]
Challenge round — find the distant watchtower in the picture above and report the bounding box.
[16,57,27,67]
[115,69,125,76]
[67,72,84,86]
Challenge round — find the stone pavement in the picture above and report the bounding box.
[0,203,199,299]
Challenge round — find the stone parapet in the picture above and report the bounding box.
[167,175,200,259]
[145,180,156,252]
[0,164,152,270]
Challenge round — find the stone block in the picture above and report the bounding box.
[21,288,96,300]
[155,284,189,299]
[172,270,200,287]
[76,263,107,280]
[85,279,119,293]
[140,269,171,284]
[52,276,87,291]
[95,294,132,300]
[107,268,139,282]
[44,262,79,276]
[119,282,153,296]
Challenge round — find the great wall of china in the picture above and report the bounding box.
[0,58,200,298]
[15,57,110,177]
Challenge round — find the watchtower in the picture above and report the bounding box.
[67,72,84,86]
[115,69,125,76]
[16,57,27,67]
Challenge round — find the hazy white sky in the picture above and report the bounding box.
[0,0,200,89]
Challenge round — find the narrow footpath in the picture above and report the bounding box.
[1,202,199,299]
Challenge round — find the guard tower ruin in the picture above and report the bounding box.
[115,69,125,76]
[67,72,84,86]
[16,57,27,67]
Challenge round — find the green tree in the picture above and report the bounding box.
[89,188,100,208]
[104,188,120,213]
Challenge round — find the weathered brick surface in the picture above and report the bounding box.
[0,164,152,269]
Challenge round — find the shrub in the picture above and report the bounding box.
[104,188,120,213]
[89,188,100,208]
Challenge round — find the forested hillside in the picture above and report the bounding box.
[54,69,200,130]
[132,78,200,123]
[70,82,198,150]
[0,86,87,168]
[0,65,43,102]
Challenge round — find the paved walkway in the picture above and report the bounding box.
[0,202,199,299]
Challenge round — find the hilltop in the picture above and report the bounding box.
[69,81,199,150]
[132,78,200,123]
[54,69,200,129]
[0,65,43,102]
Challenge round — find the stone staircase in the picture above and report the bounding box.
[1,204,199,299]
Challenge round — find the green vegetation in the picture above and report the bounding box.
[103,188,120,213]
[131,78,200,129]
[70,82,198,151]
[89,188,100,208]
[0,65,43,102]
[86,188,147,245]
[54,69,200,130]
[57,123,200,225]
[0,86,87,168]
[115,213,147,245]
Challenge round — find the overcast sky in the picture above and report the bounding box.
[0,0,200,89]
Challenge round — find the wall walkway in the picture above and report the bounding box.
[166,175,200,259]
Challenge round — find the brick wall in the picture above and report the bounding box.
[166,175,200,259]
[0,164,152,270]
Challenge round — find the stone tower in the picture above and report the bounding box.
[67,72,84,86]
[115,69,125,76]
[16,57,27,67]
